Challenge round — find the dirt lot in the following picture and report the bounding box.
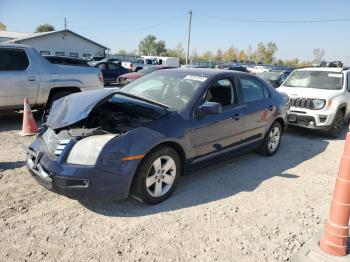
[0,112,346,261]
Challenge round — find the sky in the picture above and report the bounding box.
[1,0,350,63]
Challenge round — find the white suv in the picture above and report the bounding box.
[278,67,350,138]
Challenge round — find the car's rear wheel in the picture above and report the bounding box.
[327,110,345,138]
[131,146,181,204]
[259,121,282,156]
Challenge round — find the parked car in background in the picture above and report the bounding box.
[44,56,89,67]
[0,43,104,111]
[227,65,249,73]
[94,62,129,85]
[88,57,121,66]
[25,68,288,204]
[117,65,174,85]
[279,66,350,138]
[140,56,180,67]
[257,71,289,88]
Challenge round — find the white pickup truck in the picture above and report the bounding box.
[0,43,104,111]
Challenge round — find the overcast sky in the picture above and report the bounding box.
[1,0,350,63]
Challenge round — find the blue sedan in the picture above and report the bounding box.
[25,69,288,204]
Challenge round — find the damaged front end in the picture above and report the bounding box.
[25,89,168,200]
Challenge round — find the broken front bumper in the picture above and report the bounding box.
[24,136,138,200]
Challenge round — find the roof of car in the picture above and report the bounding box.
[296,67,343,72]
[163,68,250,77]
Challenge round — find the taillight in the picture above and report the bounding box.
[98,73,104,86]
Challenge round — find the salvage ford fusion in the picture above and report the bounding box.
[25,69,288,204]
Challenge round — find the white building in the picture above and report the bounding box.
[0,29,109,58]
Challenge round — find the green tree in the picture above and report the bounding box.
[139,35,167,56]
[35,23,55,33]
[254,42,278,64]
[0,22,6,31]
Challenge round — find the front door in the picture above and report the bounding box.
[189,77,245,159]
[0,48,39,108]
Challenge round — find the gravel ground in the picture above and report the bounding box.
[0,112,346,262]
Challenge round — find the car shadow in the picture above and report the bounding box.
[80,127,334,217]
[0,111,43,132]
[0,161,26,172]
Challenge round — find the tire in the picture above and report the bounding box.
[259,121,282,156]
[131,146,181,205]
[326,110,345,139]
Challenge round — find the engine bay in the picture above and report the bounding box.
[60,100,161,137]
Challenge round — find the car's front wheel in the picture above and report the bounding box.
[259,121,282,156]
[327,110,345,138]
[131,146,181,204]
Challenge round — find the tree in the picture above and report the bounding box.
[117,50,128,55]
[166,43,186,64]
[214,49,223,62]
[313,48,325,64]
[139,34,167,56]
[238,50,247,61]
[254,42,278,64]
[223,46,238,62]
[0,22,6,31]
[35,23,55,33]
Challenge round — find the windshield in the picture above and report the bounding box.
[284,70,343,90]
[257,72,282,81]
[138,66,158,74]
[121,70,206,110]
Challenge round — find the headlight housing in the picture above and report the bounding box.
[66,134,116,165]
[310,99,326,110]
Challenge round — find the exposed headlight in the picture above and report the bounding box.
[311,99,326,110]
[66,134,116,165]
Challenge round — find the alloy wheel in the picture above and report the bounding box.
[146,156,176,198]
[268,126,281,153]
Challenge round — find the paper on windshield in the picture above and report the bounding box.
[184,75,207,82]
[328,73,342,78]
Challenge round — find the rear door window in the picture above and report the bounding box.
[239,77,269,103]
[0,49,29,71]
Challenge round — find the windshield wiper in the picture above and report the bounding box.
[116,91,170,110]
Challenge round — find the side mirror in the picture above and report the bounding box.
[198,102,222,115]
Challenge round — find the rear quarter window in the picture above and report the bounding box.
[0,49,29,71]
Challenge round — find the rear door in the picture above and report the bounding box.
[0,48,40,108]
[189,77,245,159]
[238,76,275,142]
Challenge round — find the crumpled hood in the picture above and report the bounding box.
[46,89,118,129]
[278,86,342,100]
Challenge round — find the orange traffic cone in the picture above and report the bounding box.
[319,130,350,256]
[20,98,38,136]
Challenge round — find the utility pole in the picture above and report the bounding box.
[64,18,67,29]
[186,10,192,65]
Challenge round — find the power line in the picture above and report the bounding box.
[93,13,187,35]
[195,13,350,23]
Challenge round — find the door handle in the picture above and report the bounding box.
[232,113,241,121]
[27,76,36,81]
